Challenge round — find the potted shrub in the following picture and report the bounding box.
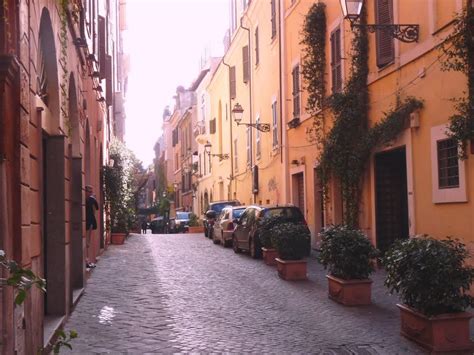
[384,235,474,352]
[258,216,289,266]
[188,213,204,233]
[271,222,310,280]
[319,225,379,306]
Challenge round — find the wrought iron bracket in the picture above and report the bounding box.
[236,122,271,132]
[352,23,419,43]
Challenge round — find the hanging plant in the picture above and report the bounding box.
[441,4,474,158]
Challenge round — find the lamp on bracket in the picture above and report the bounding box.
[204,142,229,161]
[339,0,419,43]
[232,103,271,132]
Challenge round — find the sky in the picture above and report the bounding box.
[124,0,229,168]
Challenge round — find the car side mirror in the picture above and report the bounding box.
[205,210,216,219]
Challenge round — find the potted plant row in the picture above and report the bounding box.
[270,222,311,280]
[319,225,379,306]
[383,235,474,352]
[258,216,287,266]
[188,213,205,233]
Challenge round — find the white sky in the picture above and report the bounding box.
[124,0,229,168]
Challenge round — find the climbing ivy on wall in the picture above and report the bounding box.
[441,4,474,158]
[59,0,70,132]
[301,8,423,228]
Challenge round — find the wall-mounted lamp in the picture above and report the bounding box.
[93,85,103,92]
[97,97,105,102]
[339,0,419,43]
[90,70,100,78]
[232,103,271,132]
[204,142,229,161]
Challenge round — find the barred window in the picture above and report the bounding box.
[437,139,459,189]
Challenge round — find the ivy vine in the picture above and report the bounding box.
[308,9,423,228]
[441,3,474,158]
[59,0,70,133]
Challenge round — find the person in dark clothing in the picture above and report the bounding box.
[141,220,148,234]
[85,185,99,269]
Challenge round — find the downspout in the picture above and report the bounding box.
[279,0,290,204]
[240,16,255,203]
[222,60,234,199]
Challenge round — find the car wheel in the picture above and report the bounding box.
[221,232,227,247]
[232,235,241,254]
[212,232,219,244]
[204,227,209,238]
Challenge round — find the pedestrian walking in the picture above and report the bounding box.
[85,185,99,269]
[141,220,148,234]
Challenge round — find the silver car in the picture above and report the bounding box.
[212,206,247,247]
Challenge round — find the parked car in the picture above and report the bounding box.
[150,216,169,234]
[172,212,191,233]
[212,206,247,247]
[232,205,311,258]
[204,200,241,239]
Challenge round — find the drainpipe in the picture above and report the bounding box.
[240,16,255,203]
[222,60,234,199]
[279,0,290,204]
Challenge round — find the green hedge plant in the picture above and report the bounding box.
[383,235,474,316]
[319,225,379,280]
[258,215,294,249]
[270,222,310,260]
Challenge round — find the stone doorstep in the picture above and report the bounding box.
[43,315,66,352]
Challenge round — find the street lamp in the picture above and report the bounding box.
[339,0,419,43]
[204,142,229,161]
[232,103,271,132]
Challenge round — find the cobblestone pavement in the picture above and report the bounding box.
[63,233,470,354]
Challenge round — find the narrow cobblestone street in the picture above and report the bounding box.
[64,233,439,354]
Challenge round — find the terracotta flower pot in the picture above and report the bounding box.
[397,304,473,352]
[188,226,204,233]
[275,258,307,280]
[111,232,126,245]
[262,248,279,266]
[326,275,372,306]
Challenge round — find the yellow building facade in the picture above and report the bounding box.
[196,0,473,255]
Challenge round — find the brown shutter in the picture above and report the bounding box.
[375,0,394,67]
[242,46,249,83]
[271,0,276,38]
[330,28,342,93]
[229,66,236,99]
[105,55,113,106]
[292,66,300,118]
[255,27,259,66]
[210,118,216,134]
[98,16,106,79]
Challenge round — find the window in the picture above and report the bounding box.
[234,139,238,172]
[437,139,459,189]
[270,0,277,39]
[255,27,259,66]
[172,129,178,147]
[231,0,237,33]
[246,127,251,166]
[209,118,216,134]
[200,94,206,131]
[375,0,394,68]
[243,45,250,83]
[229,66,236,99]
[330,27,342,93]
[98,16,107,79]
[292,65,300,119]
[272,100,278,147]
[256,116,261,159]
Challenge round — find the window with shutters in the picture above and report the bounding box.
[234,139,239,172]
[272,100,278,147]
[105,55,113,106]
[246,127,251,166]
[375,0,394,68]
[229,66,236,99]
[292,65,300,119]
[255,27,259,66]
[437,139,459,189]
[271,0,277,39]
[209,118,217,134]
[330,27,342,93]
[242,46,250,83]
[256,116,261,159]
[98,16,107,79]
[172,129,178,147]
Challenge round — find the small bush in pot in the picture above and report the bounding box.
[188,213,200,227]
[383,235,474,352]
[319,225,379,280]
[270,222,310,260]
[258,215,293,249]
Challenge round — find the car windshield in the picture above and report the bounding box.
[263,207,304,221]
[211,202,238,214]
[176,212,191,220]
[232,208,245,219]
